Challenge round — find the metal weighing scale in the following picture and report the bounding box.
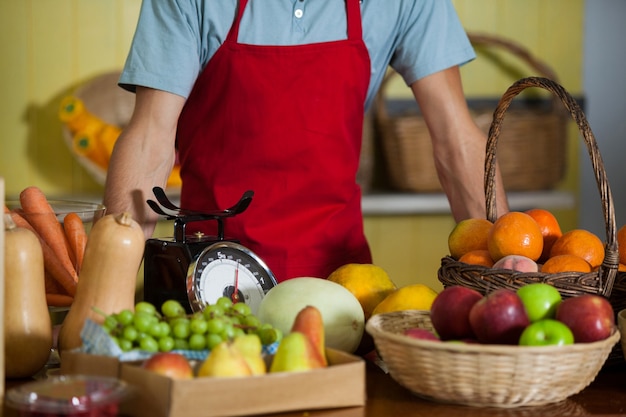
[143,187,277,314]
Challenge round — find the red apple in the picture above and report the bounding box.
[142,352,194,379]
[403,328,440,342]
[430,286,483,341]
[555,294,615,343]
[469,288,530,344]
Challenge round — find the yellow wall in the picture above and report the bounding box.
[0,1,584,291]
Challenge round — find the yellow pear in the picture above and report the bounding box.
[232,334,267,375]
[290,305,327,366]
[197,340,252,378]
[371,284,438,316]
[269,332,325,373]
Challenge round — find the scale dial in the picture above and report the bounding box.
[187,241,277,314]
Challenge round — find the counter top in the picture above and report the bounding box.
[5,358,624,416]
[37,190,576,217]
[269,361,626,417]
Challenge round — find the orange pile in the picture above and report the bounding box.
[448,208,615,274]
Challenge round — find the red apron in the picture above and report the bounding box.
[177,0,372,281]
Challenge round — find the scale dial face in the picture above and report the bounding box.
[187,241,277,314]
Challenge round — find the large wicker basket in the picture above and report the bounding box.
[438,76,624,363]
[373,32,567,192]
[61,71,135,185]
[366,310,619,408]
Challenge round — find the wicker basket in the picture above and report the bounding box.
[366,310,619,408]
[373,32,567,192]
[61,71,135,185]
[438,76,624,363]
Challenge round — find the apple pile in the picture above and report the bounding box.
[405,284,615,346]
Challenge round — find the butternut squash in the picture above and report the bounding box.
[58,212,144,352]
[4,214,53,378]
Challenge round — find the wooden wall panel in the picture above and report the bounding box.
[0,1,584,290]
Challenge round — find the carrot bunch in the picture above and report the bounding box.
[4,186,89,307]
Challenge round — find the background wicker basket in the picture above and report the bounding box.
[61,71,135,186]
[373,32,567,192]
[438,76,624,363]
[366,310,619,408]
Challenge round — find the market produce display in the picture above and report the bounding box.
[448,207,626,274]
[257,277,366,353]
[327,263,396,319]
[4,186,95,306]
[409,284,615,346]
[3,214,53,378]
[58,211,144,352]
[101,298,282,354]
[97,299,327,378]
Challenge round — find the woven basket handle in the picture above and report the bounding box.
[467,32,560,82]
[375,32,562,125]
[484,76,619,297]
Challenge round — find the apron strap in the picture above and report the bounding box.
[346,0,364,40]
[226,0,249,43]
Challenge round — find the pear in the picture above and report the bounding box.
[290,305,327,366]
[232,334,267,375]
[197,340,252,378]
[269,332,326,373]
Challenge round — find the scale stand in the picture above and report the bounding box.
[143,187,254,313]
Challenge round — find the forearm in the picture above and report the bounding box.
[411,67,509,222]
[103,129,174,239]
[432,124,509,221]
[102,87,185,239]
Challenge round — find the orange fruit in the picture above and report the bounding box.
[550,229,605,269]
[525,208,563,263]
[541,254,592,274]
[487,211,543,262]
[447,218,493,260]
[458,249,494,267]
[618,224,626,265]
[619,263,626,272]
[327,263,397,320]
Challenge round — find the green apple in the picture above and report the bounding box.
[518,319,574,346]
[517,283,562,322]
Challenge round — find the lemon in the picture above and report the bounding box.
[327,263,396,320]
[371,284,438,316]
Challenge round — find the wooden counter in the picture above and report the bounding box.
[5,359,625,417]
[269,361,626,417]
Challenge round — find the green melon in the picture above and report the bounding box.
[257,277,365,353]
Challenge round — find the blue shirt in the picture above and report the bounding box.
[120,0,475,110]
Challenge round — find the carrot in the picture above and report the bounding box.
[19,186,78,281]
[64,212,88,274]
[46,293,74,307]
[44,271,68,295]
[6,209,78,296]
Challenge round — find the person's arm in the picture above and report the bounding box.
[103,87,186,239]
[410,66,509,222]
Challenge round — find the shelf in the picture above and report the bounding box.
[361,191,576,216]
[35,190,576,218]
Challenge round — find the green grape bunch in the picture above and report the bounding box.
[100,297,282,353]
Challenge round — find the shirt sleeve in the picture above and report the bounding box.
[118,0,203,98]
[390,0,475,86]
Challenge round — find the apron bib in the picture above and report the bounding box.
[177,0,372,281]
